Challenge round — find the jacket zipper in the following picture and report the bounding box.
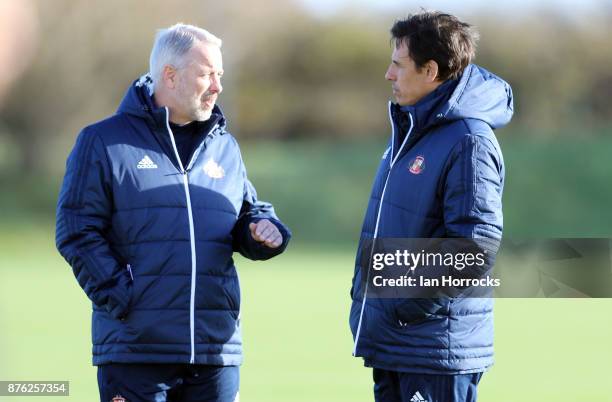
[352,102,414,356]
[164,107,198,364]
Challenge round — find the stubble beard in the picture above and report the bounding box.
[176,81,215,122]
[184,94,214,122]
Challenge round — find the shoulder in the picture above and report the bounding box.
[220,128,240,146]
[429,119,504,178]
[435,118,493,141]
[434,118,501,155]
[460,118,497,141]
[80,113,132,143]
[217,128,243,153]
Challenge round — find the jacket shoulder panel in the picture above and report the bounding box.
[82,113,131,137]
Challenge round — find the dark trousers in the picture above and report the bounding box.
[373,368,483,402]
[97,364,239,402]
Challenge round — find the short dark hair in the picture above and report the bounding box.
[391,11,479,81]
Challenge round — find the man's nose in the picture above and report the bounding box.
[210,76,223,93]
[385,67,395,81]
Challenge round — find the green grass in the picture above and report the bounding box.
[1,225,612,401]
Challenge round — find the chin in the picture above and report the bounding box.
[397,98,415,107]
[194,109,213,122]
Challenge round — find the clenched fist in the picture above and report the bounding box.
[249,219,283,248]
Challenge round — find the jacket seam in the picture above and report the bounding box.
[112,205,237,215]
[113,238,233,247]
[379,198,443,220]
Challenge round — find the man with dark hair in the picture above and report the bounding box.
[56,23,290,401]
[350,11,513,402]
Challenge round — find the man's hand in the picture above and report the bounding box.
[249,219,283,248]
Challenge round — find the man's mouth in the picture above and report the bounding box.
[202,97,216,108]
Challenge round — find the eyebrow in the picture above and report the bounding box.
[197,67,223,74]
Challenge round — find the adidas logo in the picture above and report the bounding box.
[137,155,158,169]
[410,391,428,402]
[382,146,391,160]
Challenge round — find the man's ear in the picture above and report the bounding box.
[424,60,439,82]
[162,65,178,90]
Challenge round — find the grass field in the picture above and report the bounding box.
[1,224,612,401]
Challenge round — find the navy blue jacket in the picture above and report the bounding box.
[56,75,290,366]
[350,65,513,374]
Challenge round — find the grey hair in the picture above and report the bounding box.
[149,23,222,88]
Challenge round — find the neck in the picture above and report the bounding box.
[403,80,446,108]
[152,91,192,125]
[428,80,444,96]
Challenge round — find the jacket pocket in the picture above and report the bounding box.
[126,263,134,281]
[229,278,241,321]
[118,264,135,321]
[394,298,448,327]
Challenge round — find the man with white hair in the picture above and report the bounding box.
[56,23,291,401]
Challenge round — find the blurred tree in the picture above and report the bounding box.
[475,8,612,131]
[233,18,390,138]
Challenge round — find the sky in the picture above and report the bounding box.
[298,0,610,18]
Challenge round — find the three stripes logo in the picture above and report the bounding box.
[136,155,158,169]
[410,391,428,402]
[382,146,391,160]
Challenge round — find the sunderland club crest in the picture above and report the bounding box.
[408,156,425,174]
